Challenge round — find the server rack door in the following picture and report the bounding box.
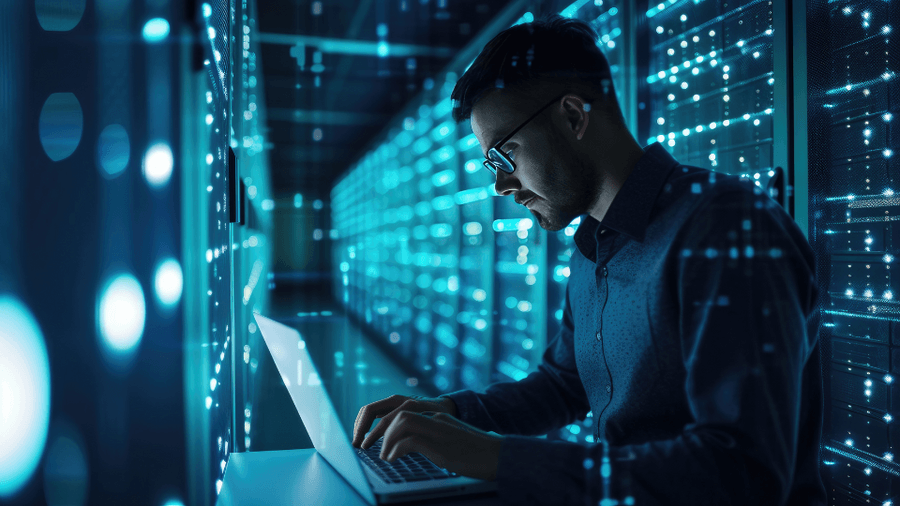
[807,0,900,502]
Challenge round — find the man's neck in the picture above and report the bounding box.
[587,133,644,223]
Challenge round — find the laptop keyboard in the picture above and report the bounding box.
[356,439,459,484]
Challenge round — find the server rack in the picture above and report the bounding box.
[807,1,900,503]
[182,0,272,504]
[331,3,534,397]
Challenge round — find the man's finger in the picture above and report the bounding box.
[352,395,406,447]
[380,411,430,459]
[361,399,420,449]
[383,435,420,462]
[379,411,447,458]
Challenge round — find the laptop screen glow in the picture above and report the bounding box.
[254,313,377,506]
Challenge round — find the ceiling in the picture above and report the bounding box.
[256,0,514,199]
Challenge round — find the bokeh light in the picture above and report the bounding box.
[143,142,174,189]
[39,93,83,162]
[142,18,170,43]
[35,0,86,31]
[97,273,146,362]
[43,422,88,506]
[97,124,130,178]
[154,258,184,308]
[0,296,51,498]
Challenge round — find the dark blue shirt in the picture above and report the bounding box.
[443,143,825,505]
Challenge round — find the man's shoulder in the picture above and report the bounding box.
[661,164,776,219]
[666,163,756,200]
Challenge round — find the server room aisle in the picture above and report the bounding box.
[249,283,431,452]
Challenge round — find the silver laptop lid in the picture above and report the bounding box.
[254,313,377,506]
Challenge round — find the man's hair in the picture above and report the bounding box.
[451,14,620,125]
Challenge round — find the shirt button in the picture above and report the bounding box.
[600,229,606,234]
[606,385,611,393]
[595,331,602,340]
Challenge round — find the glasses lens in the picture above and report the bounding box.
[487,148,514,174]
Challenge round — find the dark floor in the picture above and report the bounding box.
[251,281,430,452]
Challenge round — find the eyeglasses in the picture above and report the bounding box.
[482,93,568,176]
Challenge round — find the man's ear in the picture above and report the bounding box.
[561,95,589,141]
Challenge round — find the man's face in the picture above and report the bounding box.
[470,91,602,232]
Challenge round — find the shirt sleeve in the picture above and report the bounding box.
[439,280,592,436]
[489,188,821,506]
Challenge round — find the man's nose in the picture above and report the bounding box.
[494,169,519,197]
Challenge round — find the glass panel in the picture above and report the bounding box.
[644,0,776,187]
[806,1,900,501]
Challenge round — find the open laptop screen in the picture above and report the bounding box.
[254,313,377,506]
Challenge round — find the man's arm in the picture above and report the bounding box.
[490,188,822,505]
[440,281,592,436]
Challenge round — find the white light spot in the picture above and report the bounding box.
[154,259,183,308]
[0,297,51,499]
[143,142,174,188]
[97,274,146,363]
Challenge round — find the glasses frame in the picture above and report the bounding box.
[482,93,569,176]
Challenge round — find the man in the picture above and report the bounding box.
[352,14,825,506]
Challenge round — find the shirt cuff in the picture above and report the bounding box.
[438,389,484,426]
[495,435,591,505]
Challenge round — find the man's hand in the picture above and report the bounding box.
[380,411,502,482]
[353,394,459,449]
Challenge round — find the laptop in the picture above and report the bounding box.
[254,313,499,504]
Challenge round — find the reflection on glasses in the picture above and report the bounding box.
[482,93,569,176]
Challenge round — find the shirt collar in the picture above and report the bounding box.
[574,142,679,257]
